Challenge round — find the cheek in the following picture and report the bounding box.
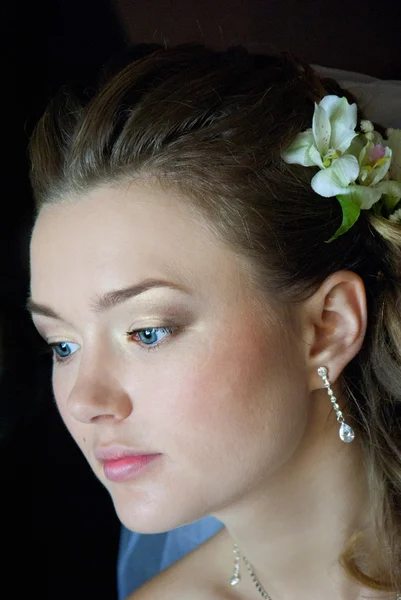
[159,320,306,470]
[174,334,310,511]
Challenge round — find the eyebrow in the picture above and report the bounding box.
[27,278,190,319]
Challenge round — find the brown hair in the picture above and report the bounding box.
[28,43,401,592]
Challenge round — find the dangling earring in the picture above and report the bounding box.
[317,366,355,443]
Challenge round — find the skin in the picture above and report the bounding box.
[29,181,387,599]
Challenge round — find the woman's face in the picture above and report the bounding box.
[29,182,310,533]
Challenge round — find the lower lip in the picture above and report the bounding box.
[103,454,161,482]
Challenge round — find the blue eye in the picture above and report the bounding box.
[127,327,174,351]
[50,341,80,362]
[48,327,175,364]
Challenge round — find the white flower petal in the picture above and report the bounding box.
[281,130,319,166]
[331,123,358,154]
[320,96,357,132]
[342,185,382,210]
[307,145,325,169]
[358,140,373,168]
[311,169,345,197]
[312,103,331,156]
[331,155,360,185]
[375,179,401,199]
[319,95,344,119]
[311,155,359,197]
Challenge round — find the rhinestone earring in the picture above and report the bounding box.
[317,366,355,443]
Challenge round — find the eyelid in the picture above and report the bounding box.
[126,325,178,352]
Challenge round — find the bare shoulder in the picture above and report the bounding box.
[125,527,232,600]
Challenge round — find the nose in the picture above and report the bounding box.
[66,360,133,424]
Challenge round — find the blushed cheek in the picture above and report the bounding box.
[161,347,278,512]
[178,323,288,449]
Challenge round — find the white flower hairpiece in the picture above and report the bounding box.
[281,95,401,242]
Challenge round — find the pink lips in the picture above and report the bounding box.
[99,452,161,482]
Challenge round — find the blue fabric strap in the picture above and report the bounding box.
[117,516,224,599]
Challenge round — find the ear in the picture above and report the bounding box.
[299,270,368,393]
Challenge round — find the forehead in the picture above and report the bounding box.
[29,182,253,308]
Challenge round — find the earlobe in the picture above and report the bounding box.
[302,270,368,390]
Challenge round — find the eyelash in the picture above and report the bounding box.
[125,326,176,352]
[46,325,176,365]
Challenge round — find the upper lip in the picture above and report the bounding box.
[94,445,160,462]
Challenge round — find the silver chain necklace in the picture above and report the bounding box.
[230,542,272,598]
[230,542,401,599]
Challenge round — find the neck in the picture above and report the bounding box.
[211,391,388,600]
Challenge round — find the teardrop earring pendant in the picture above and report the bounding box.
[317,366,355,443]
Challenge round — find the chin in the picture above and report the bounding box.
[113,503,185,534]
[110,494,209,535]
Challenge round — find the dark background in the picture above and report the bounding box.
[2,1,400,598]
